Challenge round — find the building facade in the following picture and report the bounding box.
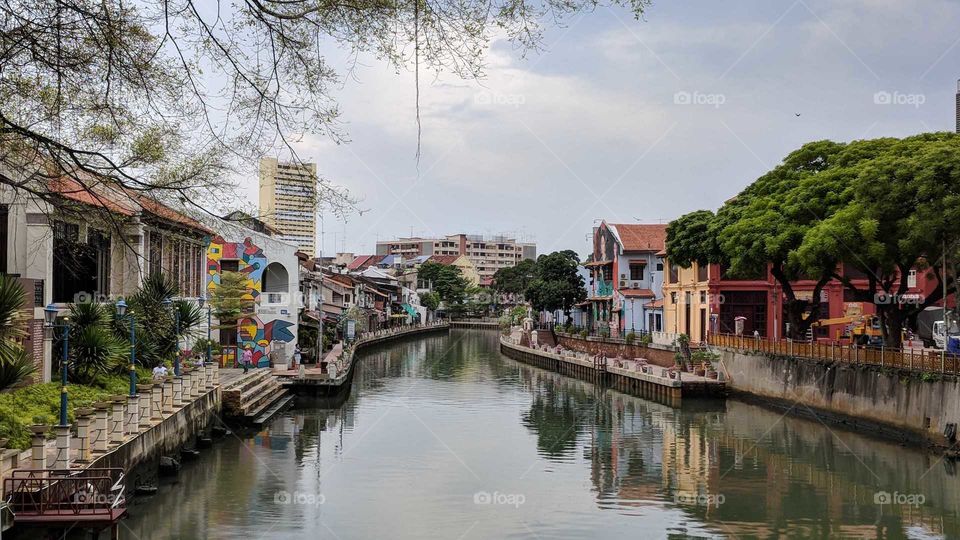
[585,222,666,336]
[258,157,318,256]
[205,222,299,367]
[376,234,536,280]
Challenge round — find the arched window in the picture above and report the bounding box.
[262,262,289,293]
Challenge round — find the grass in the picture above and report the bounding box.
[0,369,152,450]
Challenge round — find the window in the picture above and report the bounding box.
[220,260,240,273]
[263,262,289,293]
[148,231,163,277]
[656,262,663,272]
[629,263,645,281]
[697,263,708,282]
[668,264,679,284]
[700,291,706,304]
[52,222,110,303]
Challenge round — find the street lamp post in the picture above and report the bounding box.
[43,304,70,427]
[115,299,137,396]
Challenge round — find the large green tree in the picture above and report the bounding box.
[669,133,960,346]
[796,133,960,347]
[525,250,586,324]
[417,261,469,306]
[492,259,537,297]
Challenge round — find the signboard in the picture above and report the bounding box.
[346,319,356,341]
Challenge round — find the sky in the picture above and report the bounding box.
[235,0,960,259]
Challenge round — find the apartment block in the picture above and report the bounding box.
[376,234,536,280]
[258,157,318,256]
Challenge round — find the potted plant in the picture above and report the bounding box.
[625,332,636,345]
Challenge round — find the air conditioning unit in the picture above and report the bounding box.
[620,280,627,288]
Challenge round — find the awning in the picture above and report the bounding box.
[400,303,418,317]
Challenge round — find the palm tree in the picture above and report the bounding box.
[0,275,35,389]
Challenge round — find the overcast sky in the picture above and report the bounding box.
[236,0,960,259]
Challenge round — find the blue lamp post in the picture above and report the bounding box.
[43,304,70,427]
[198,295,212,366]
[115,299,137,396]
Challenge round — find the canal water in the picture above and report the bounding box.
[124,330,960,539]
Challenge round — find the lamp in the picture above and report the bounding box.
[115,299,137,396]
[44,304,70,426]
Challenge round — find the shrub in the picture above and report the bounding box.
[639,333,652,346]
[624,332,636,345]
[579,329,588,339]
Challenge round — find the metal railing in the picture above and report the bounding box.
[4,468,125,521]
[708,333,960,375]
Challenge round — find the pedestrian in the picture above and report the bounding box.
[293,345,302,370]
[241,345,253,374]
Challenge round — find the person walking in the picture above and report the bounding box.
[241,345,253,374]
[293,345,302,371]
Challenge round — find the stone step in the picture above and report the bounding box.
[243,384,288,418]
[247,388,291,422]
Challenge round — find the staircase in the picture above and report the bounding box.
[222,369,292,425]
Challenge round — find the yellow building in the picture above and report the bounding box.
[662,258,714,343]
[429,255,481,286]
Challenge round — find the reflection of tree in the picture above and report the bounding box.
[520,373,598,459]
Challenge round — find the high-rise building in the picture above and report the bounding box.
[376,234,536,281]
[258,157,318,256]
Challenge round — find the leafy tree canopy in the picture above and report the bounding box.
[525,251,585,322]
[418,261,469,305]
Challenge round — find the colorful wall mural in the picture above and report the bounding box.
[207,235,296,367]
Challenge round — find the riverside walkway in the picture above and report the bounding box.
[276,322,450,391]
[500,334,726,401]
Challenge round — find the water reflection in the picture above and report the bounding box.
[122,330,959,539]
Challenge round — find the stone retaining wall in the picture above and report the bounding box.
[718,346,960,448]
[554,333,676,368]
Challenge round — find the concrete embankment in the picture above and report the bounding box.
[499,336,725,403]
[717,347,960,449]
[554,332,677,368]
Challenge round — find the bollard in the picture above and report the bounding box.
[75,408,93,463]
[151,385,163,420]
[126,394,140,435]
[182,369,192,402]
[137,385,153,428]
[174,376,184,407]
[162,377,174,414]
[110,396,126,444]
[53,424,71,471]
[205,365,214,390]
[93,403,110,453]
[29,425,48,469]
[213,363,220,386]
[191,369,202,398]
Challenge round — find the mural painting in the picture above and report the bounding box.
[207,235,294,367]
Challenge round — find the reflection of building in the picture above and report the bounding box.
[258,157,318,256]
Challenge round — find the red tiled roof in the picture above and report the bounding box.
[51,177,135,216]
[610,224,667,252]
[620,288,655,299]
[646,299,664,309]
[429,255,459,265]
[347,255,384,270]
[51,176,213,234]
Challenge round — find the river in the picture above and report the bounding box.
[123,329,960,539]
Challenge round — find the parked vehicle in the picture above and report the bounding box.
[813,314,884,346]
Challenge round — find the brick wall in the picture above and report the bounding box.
[555,333,676,368]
